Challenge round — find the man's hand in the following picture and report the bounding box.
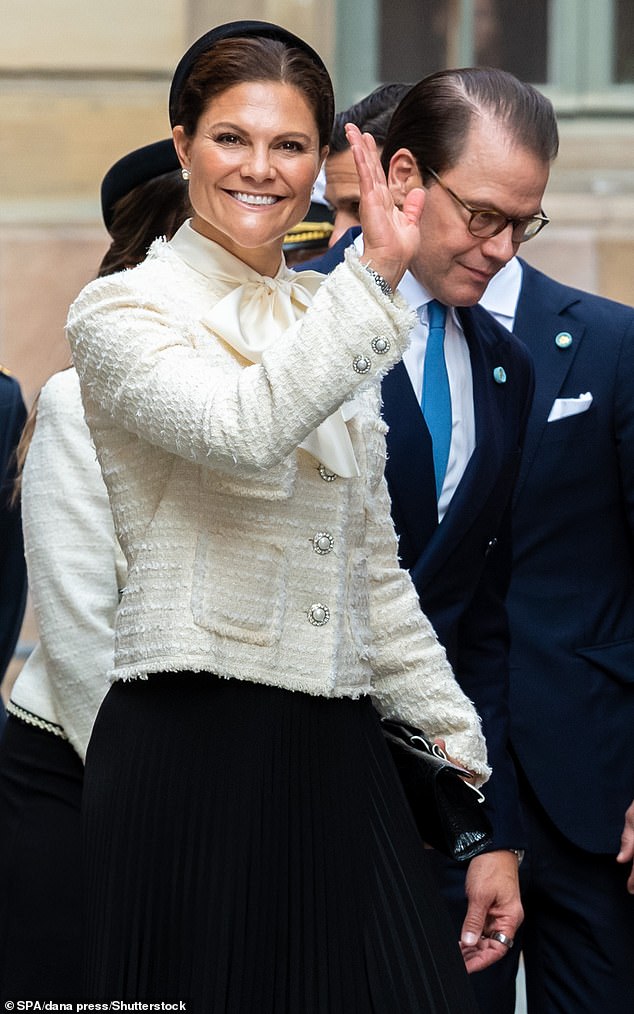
[458,850,524,974]
[616,799,634,893]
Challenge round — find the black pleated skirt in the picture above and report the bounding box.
[82,672,478,1013]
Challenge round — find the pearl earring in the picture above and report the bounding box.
[181,168,190,181]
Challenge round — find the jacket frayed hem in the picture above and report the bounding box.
[109,661,372,702]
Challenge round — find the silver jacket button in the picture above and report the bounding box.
[353,354,371,374]
[313,532,334,555]
[308,603,330,626]
[318,464,337,482]
[371,336,390,355]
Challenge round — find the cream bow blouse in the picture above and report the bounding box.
[170,221,360,478]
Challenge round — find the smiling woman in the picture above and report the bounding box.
[67,19,488,1012]
[172,79,325,274]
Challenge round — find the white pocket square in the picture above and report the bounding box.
[547,392,593,422]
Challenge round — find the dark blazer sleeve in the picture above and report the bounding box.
[0,374,28,682]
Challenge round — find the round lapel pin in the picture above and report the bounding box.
[493,366,507,384]
[555,331,573,349]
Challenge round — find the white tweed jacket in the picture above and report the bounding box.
[67,234,490,779]
[9,369,126,761]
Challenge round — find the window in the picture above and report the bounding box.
[616,0,634,83]
[375,0,634,113]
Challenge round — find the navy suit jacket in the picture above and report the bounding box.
[0,371,27,703]
[299,232,535,847]
[506,260,634,853]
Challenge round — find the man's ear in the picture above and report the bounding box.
[387,148,423,206]
[316,145,329,180]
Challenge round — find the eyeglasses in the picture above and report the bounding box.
[424,167,549,243]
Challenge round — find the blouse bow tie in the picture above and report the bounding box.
[172,222,360,478]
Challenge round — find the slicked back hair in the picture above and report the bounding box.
[380,67,559,181]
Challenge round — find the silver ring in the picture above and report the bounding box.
[489,931,514,949]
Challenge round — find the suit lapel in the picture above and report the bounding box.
[511,263,585,501]
[383,308,508,582]
[383,362,439,567]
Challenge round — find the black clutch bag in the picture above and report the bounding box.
[381,718,493,862]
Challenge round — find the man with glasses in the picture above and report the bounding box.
[299,66,554,978]
[422,166,549,243]
[380,70,634,1014]
[302,68,634,1012]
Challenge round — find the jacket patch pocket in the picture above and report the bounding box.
[191,530,286,646]
[206,455,297,501]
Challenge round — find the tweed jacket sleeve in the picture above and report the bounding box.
[11,369,126,760]
[362,422,490,781]
[67,249,414,474]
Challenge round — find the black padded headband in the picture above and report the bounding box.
[169,20,329,127]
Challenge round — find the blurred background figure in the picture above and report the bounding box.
[0,139,190,1001]
[0,367,27,729]
[282,193,334,265]
[324,82,411,246]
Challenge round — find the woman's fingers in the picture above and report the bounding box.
[402,186,425,227]
[345,121,424,287]
[345,123,389,207]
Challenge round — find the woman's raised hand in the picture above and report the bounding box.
[345,122,424,292]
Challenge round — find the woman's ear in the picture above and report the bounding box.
[387,148,423,206]
[172,125,191,172]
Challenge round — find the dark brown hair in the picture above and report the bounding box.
[381,67,559,181]
[98,169,191,276]
[172,37,334,150]
[330,83,412,154]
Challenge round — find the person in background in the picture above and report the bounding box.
[67,20,489,1009]
[99,138,192,275]
[282,195,333,265]
[0,138,189,1000]
[300,67,559,973]
[324,82,411,246]
[0,367,27,728]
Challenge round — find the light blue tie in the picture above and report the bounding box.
[420,300,452,500]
